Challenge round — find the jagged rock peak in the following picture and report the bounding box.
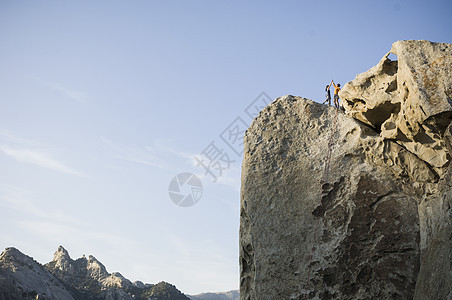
[50,245,75,275]
[2,247,23,257]
[53,245,72,262]
[86,254,109,278]
[1,247,38,266]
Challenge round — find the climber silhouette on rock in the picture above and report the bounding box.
[322,81,332,106]
[331,80,341,108]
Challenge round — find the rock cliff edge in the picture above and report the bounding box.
[240,40,452,299]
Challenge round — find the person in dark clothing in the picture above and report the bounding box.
[322,81,332,105]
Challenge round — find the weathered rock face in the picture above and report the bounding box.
[0,247,74,300]
[341,40,452,300]
[240,40,451,300]
[340,40,452,176]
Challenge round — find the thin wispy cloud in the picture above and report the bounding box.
[151,139,241,191]
[0,185,129,267]
[100,136,241,193]
[215,165,241,192]
[0,129,36,145]
[0,184,85,225]
[194,166,241,196]
[17,220,131,247]
[35,78,86,104]
[146,140,197,161]
[101,137,181,170]
[0,146,85,177]
[0,129,87,178]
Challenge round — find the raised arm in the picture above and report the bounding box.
[327,80,333,88]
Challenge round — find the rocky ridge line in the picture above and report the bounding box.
[0,246,190,300]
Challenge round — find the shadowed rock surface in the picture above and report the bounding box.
[0,247,74,300]
[240,40,451,299]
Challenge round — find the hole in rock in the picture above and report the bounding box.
[383,58,398,76]
[346,98,366,109]
[383,121,396,131]
[387,52,398,62]
[363,102,401,132]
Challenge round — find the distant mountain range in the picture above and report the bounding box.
[0,246,238,300]
[188,290,239,300]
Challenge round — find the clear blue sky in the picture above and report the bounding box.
[1,0,451,295]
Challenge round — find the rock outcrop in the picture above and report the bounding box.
[0,247,74,300]
[45,245,135,299]
[340,40,452,178]
[0,246,190,300]
[44,246,190,300]
[240,40,451,299]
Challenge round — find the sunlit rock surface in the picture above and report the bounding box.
[240,40,451,299]
[340,40,452,175]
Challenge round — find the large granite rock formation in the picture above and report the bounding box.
[240,40,452,299]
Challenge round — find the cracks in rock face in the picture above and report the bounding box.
[370,191,395,211]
